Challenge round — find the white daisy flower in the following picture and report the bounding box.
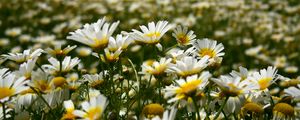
[0,68,28,102]
[211,75,254,114]
[45,45,77,57]
[83,71,107,88]
[5,27,22,37]
[15,58,37,80]
[165,47,194,63]
[164,72,211,104]
[61,100,76,120]
[172,25,196,46]
[211,75,254,97]
[249,66,278,91]
[2,48,43,63]
[168,56,209,77]
[130,21,173,49]
[230,66,250,81]
[192,38,224,63]
[73,94,108,120]
[67,17,119,50]
[141,58,172,76]
[76,47,92,57]
[15,91,37,110]
[42,56,80,75]
[108,34,133,52]
[100,48,123,63]
[29,70,53,93]
[284,85,300,99]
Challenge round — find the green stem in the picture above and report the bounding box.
[1,102,6,120]
[214,96,229,120]
[30,87,54,117]
[127,58,139,85]
[192,97,201,120]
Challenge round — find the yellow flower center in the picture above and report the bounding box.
[273,103,294,117]
[199,48,216,58]
[35,80,52,93]
[85,107,102,120]
[62,112,75,120]
[258,77,272,90]
[142,103,164,119]
[52,77,66,88]
[92,37,109,50]
[20,88,34,95]
[91,80,104,88]
[226,83,242,96]
[176,79,202,96]
[0,87,15,100]
[145,32,161,38]
[177,34,190,45]
[179,69,201,78]
[242,102,264,114]
[150,65,168,76]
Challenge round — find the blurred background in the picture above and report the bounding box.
[1,0,300,77]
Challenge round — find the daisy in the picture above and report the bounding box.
[15,90,37,110]
[42,56,80,75]
[273,103,295,120]
[107,34,133,52]
[2,48,43,63]
[100,48,123,63]
[45,45,77,57]
[130,21,173,50]
[83,71,107,88]
[192,38,224,61]
[284,85,300,99]
[165,47,194,63]
[142,103,166,120]
[28,70,53,93]
[164,72,211,104]
[66,73,82,91]
[168,56,209,77]
[15,58,37,80]
[61,100,76,120]
[0,68,28,102]
[172,25,196,46]
[211,75,255,114]
[76,47,92,57]
[141,58,172,76]
[67,17,119,50]
[229,66,250,81]
[211,75,254,97]
[241,101,264,119]
[249,66,278,91]
[131,21,172,44]
[5,27,21,37]
[73,94,108,120]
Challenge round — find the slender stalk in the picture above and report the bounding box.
[35,62,45,73]
[127,58,139,84]
[1,102,6,120]
[233,112,238,120]
[214,96,229,120]
[30,87,54,117]
[192,97,201,120]
[127,58,141,119]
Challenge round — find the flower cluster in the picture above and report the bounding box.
[0,16,299,120]
[1,1,300,119]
